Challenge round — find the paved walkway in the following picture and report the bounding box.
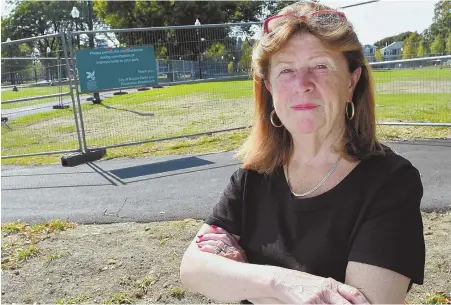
[1,139,450,225]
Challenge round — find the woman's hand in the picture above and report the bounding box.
[196,225,247,263]
[195,226,370,304]
[271,271,371,304]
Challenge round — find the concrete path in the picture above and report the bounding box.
[1,139,450,225]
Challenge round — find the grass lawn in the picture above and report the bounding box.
[371,66,451,83]
[1,86,71,110]
[2,76,450,166]
[376,94,450,123]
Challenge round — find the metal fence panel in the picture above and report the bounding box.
[2,21,450,162]
[369,55,451,126]
[70,23,450,152]
[1,33,83,159]
[69,23,258,150]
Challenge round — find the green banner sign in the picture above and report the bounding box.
[76,46,158,93]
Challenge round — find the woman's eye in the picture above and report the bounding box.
[314,64,328,69]
[280,69,293,74]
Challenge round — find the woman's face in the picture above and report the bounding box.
[265,32,361,136]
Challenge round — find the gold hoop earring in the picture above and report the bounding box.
[270,110,283,128]
[346,102,355,120]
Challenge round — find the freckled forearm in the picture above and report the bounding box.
[180,246,335,303]
[180,250,278,302]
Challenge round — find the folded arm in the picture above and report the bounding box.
[180,224,369,304]
[345,261,411,304]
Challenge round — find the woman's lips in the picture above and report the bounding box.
[291,103,319,111]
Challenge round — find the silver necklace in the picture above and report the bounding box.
[286,155,342,197]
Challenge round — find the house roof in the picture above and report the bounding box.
[381,41,403,51]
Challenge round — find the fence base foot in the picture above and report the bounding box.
[53,105,70,110]
[152,84,163,89]
[61,148,107,167]
[137,87,149,91]
[113,91,128,95]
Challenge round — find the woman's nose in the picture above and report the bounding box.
[294,70,315,93]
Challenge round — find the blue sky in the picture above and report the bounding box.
[1,0,437,46]
[321,0,438,45]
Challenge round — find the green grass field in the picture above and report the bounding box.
[2,68,450,165]
[1,86,71,110]
[371,66,451,83]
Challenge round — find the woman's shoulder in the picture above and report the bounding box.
[358,144,424,217]
[229,163,282,187]
[366,143,418,171]
[360,143,422,190]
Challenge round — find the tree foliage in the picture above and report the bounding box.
[430,34,445,55]
[375,48,384,62]
[446,33,451,53]
[92,1,274,62]
[2,0,102,56]
[416,39,427,57]
[402,32,422,59]
[374,1,450,57]
[374,32,412,49]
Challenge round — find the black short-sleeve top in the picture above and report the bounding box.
[204,146,425,300]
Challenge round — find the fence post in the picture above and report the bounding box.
[60,31,86,154]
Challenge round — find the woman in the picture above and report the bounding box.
[180,2,425,304]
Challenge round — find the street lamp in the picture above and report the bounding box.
[233,56,236,73]
[195,18,203,79]
[46,46,52,83]
[6,38,16,85]
[32,52,38,83]
[71,6,80,49]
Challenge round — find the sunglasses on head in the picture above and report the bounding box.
[263,10,347,34]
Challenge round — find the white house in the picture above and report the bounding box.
[363,44,377,62]
[381,41,403,58]
[363,44,377,56]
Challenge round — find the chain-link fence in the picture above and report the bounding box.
[1,33,84,159]
[1,22,450,164]
[68,23,259,150]
[369,55,451,126]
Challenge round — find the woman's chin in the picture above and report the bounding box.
[293,118,318,134]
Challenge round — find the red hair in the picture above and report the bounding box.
[236,2,384,174]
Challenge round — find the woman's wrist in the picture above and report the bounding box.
[265,265,326,300]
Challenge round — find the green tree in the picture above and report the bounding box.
[429,0,451,39]
[94,1,267,28]
[206,42,226,59]
[416,39,427,57]
[2,1,102,54]
[374,32,412,49]
[446,33,451,54]
[402,32,421,59]
[227,61,234,74]
[266,1,300,17]
[430,34,445,55]
[373,1,450,58]
[93,1,270,63]
[1,41,35,85]
[238,39,253,72]
[375,48,384,62]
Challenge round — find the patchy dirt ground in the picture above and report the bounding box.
[1,212,450,304]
